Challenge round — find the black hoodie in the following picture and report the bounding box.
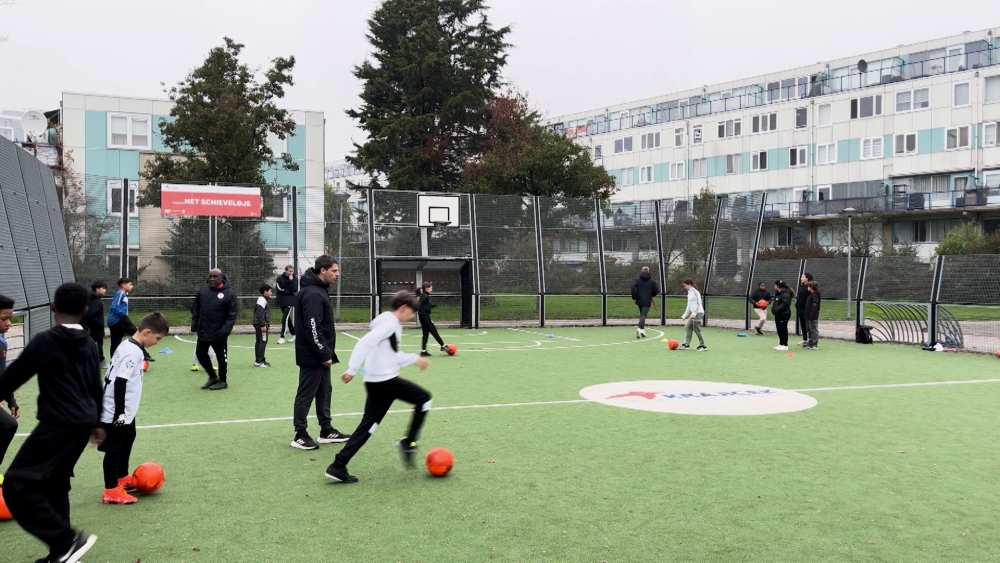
[82,291,105,334]
[0,324,102,429]
[749,287,772,309]
[771,288,793,320]
[295,268,338,367]
[796,282,810,309]
[805,291,822,320]
[417,291,435,317]
[275,272,299,308]
[631,272,660,307]
[191,277,238,342]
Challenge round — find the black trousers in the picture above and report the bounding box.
[280,305,295,338]
[98,422,136,489]
[637,305,651,329]
[775,317,790,346]
[293,366,332,436]
[419,315,444,351]
[196,338,229,381]
[333,377,431,468]
[108,316,136,358]
[0,406,17,466]
[89,327,105,362]
[2,422,91,555]
[254,325,268,363]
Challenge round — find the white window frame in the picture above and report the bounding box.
[985,122,998,147]
[725,154,742,175]
[751,112,777,134]
[895,87,930,113]
[266,131,288,157]
[952,81,972,108]
[613,136,633,154]
[946,45,965,72]
[692,125,703,145]
[816,143,836,165]
[620,168,634,186]
[106,180,139,217]
[861,137,884,160]
[751,151,768,171]
[691,158,707,178]
[794,107,808,129]
[788,146,807,168]
[639,165,654,184]
[817,103,832,127]
[850,95,883,119]
[945,125,970,150]
[669,161,685,180]
[894,132,918,155]
[0,126,14,141]
[106,113,152,150]
[640,131,661,150]
[265,192,288,221]
[716,118,742,138]
[673,127,684,147]
[985,75,1000,104]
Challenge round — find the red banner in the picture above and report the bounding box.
[161,184,262,218]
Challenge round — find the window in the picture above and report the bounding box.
[641,132,660,150]
[817,224,834,246]
[266,132,287,157]
[0,127,13,141]
[986,76,1000,104]
[795,108,807,129]
[986,123,998,147]
[639,166,654,183]
[946,46,965,72]
[861,137,883,160]
[751,112,777,133]
[107,113,151,150]
[613,137,633,154]
[818,104,832,126]
[946,126,970,150]
[789,147,806,167]
[894,132,917,155]
[106,180,138,217]
[816,143,836,165]
[895,87,930,112]
[725,154,742,175]
[692,126,703,144]
[850,95,883,119]
[266,193,287,221]
[953,82,971,107]
[593,145,602,159]
[673,127,684,147]
[669,162,685,180]
[619,168,634,186]
[717,118,742,138]
[751,151,768,171]
[691,158,707,178]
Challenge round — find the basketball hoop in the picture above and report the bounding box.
[431,220,450,231]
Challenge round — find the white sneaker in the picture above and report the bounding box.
[635,328,641,339]
[774,345,788,351]
[277,338,285,345]
[640,329,646,338]
[289,336,296,343]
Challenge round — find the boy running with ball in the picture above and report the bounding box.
[326,291,431,484]
[99,313,169,505]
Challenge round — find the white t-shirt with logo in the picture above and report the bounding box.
[101,338,145,424]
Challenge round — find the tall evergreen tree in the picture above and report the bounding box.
[348,0,510,192]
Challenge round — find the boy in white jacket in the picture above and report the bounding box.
[679,278,707,351]
[326,291,431,484]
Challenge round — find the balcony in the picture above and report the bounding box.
[763,189,1000,219]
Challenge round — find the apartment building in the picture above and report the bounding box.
[546,28,1000,258]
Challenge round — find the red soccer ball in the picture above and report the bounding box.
[426,447,454,477]
[757,299,768,308]
[132,462,165,494]
[445,344,457,356]
[667,339,680,350]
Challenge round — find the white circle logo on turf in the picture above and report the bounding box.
[579,380,817,416]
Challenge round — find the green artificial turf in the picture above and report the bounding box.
[3,325,1000,562]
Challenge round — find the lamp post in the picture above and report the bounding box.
[841,207,857,320]
[333,191,352,321]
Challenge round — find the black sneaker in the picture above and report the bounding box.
[200,377,219,390]
[420,351,432,357]
[396,438,417,469]
[696,345,707,351]
[208,380,228,391]
[144,355,155,362]
[317,428,351,444]
[54,531,97,563]
[439,345,448,352]
[325,464,358,483]
[679,343,690,349]
[755,327,763,335]
[291,434,319,450]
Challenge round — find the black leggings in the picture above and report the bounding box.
[775,317,790,346]
[333,377,432,468]
[419,315,444,351]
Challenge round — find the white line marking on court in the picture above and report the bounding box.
[793,378,1000,392]
[465,329,666,352]
[507,328,581,341]
[339,331,361,341]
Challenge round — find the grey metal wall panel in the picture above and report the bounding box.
[18,148,62,298]
[0,138,47,307]
[0,143,28,308]
[26,306,52,338]
[38,163,74,283]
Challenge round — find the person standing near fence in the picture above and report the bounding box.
[84,282,107,368]
[275,265,298,345]
[631,266,659,339]
[748,281,771,335]
[795,272,814,342]
[771,280,794,351]
[191,269,238,391]
[253,283,272,368]
[803,281,822,350]
[417,282,446,357]
[107,277,135,360]
[679,278,707,351]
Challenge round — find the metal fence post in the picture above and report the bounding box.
[469,194,481,329]
[594,199,608,326]
[653,199,667,325]
[367,188,378,320]
[742,193,767,331]
[532,196,545,327]
[928,255,945,346]
[855,257,869,334]
[120,178,130,278]
[290,185,299,281]
[701,197,724,327]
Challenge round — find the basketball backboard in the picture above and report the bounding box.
[418,194,460,227]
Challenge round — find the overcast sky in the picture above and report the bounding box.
[0,0,995,162]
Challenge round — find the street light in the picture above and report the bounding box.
[841,207,857,320]
[333,191,352,321]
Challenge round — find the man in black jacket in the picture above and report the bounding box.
[0,283,103,562]
[795,272,814,341]
[275,265,297,344]
[83,281,107,367]
[417,282,446,357]
[191,269,238,391]
[290,255,351,450]
[631,266,659,338]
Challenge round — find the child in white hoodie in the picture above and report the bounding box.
[326,291,431,483]
[679,278,707,351]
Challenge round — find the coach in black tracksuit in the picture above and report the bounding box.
[191,269,238,390]
[290,256,350,450]
[631,267,659,337]
[83,283,106,365]
[417,282,445,356]
[275,266,298,341]
[795,272,814,339]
